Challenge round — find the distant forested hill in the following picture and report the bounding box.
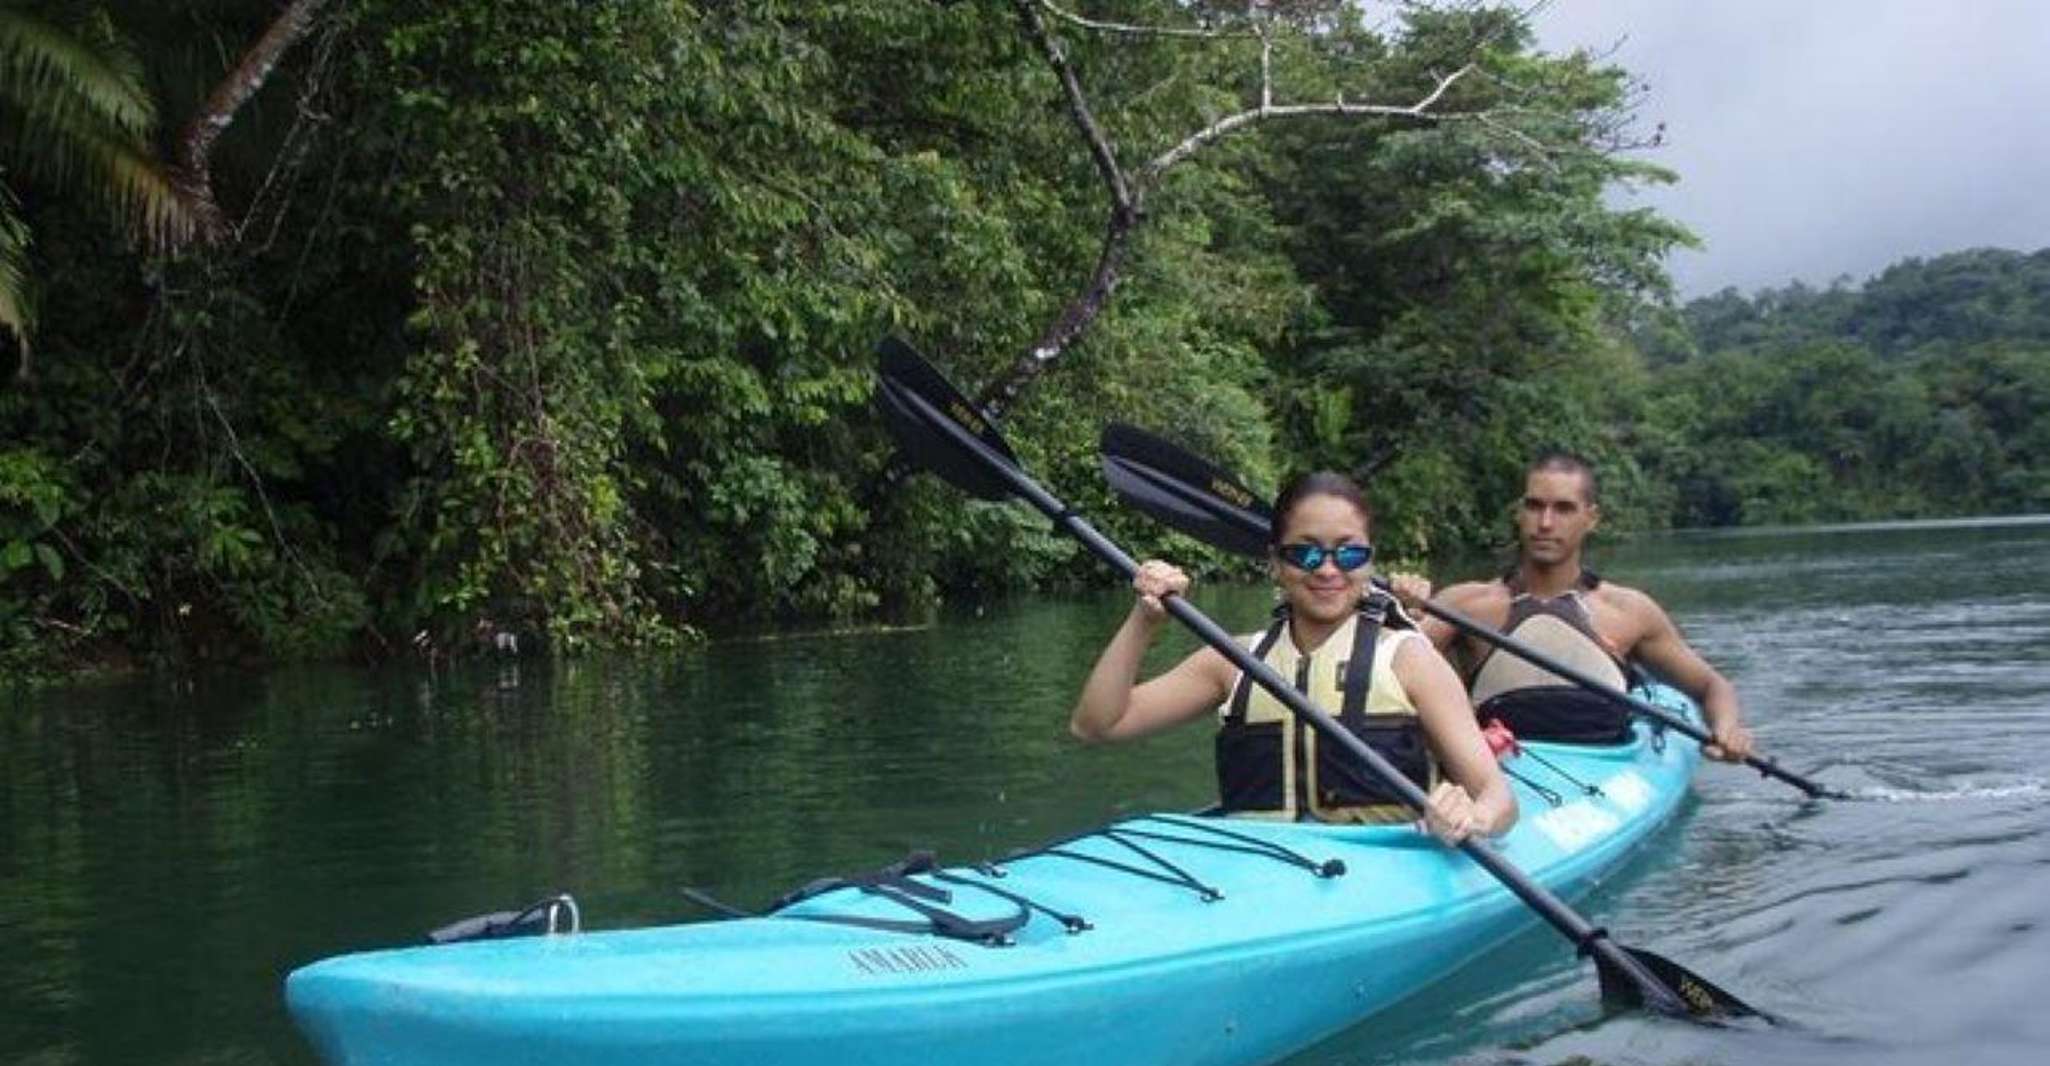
[1659,247,2050,360]
[1624,248,2050,527]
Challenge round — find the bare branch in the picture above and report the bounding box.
[172,0,334,243]
[958,2,1583,428]
[1258,21,1273,112]
[974,1,1156,419]
[1516,0,1559,27]
[1468,112,1561,170]
[1037,0,1251,39]
[1400,60,1474,111]
[1015,0,1132,212]
[1146,63,1475,178]
[976,207,1137,420]
[1472,61,1660,156]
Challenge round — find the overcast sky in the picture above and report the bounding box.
[1525,1,2050,297]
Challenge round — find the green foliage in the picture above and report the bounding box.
[9,0,2045,684]
[373,0,684,648]
[0,446,70,675]
[1635,251,2050,527]
[0,1,197,352]
[1252,7,1693,553]
[1673,249,2050,361]
[0,182,28,344]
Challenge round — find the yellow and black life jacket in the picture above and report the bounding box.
[1215,594,1437,824]
[1468,568,1635,744]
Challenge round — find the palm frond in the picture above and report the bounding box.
[0,7,197,250]
[3,111,195,248]
[88,124,195,248]
[0,8,156,138]
[0,180,33,353]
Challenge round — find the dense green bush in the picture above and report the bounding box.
[5,2,2043,682]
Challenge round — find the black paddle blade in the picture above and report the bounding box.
[1099,422,1272,558]
[1597,945,1768,1023]
[874,336,1021,501]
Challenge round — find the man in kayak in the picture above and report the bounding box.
[1392,451,1755,760]
[1071,471,1516,844]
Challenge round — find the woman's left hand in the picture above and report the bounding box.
[1706,719,1755,762]
[1419,781,1483,845]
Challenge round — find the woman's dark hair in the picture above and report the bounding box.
[1270,471,1373,544]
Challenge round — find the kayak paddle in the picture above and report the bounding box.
[1100,420,1846,801]
[872,336,1762,1023]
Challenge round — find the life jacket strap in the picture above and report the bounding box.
[1223,605,1290,726]
[1339,595,1385,725]
[1502,566,1602,594]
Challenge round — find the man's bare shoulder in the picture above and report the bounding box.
[1590,580,1670,623]
[1438,578,1510,617]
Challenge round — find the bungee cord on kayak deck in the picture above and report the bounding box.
[1502,764,1565,808]
[1005,813,1349,903]
[1488,719,1612,804]
[680,813,1348,946]
[1522,741,1612,799]
[937,868,1092,934]
[685,851,1033,946]
[1086,812,1352,877]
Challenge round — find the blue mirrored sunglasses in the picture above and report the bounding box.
[1277,542,1374,572]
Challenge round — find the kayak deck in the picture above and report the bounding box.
[287,695,1702,1066]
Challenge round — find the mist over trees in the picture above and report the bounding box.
[3,2,2045,677]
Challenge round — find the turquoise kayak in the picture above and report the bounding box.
[285,687,1704,1066]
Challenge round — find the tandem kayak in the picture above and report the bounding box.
[285,687,1704,1066]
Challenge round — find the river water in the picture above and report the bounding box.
[4,518,2048,1065]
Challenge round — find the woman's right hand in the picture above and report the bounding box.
[1132,559,1190,623]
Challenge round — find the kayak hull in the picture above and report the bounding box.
[287,690,1703,1066]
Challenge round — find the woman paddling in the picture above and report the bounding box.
[1072,471,1515,844]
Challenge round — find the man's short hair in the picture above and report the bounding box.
[1526,450,1599,506]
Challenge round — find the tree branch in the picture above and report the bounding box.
[1259,17,1274,112]
[1037,0,1251,39]
[1146,63,1474,178]
[1470,110,1561,166]
[171,0,333,243]
[964,6,1543,426]
[1017,0,1131,213]
[977,209,1140,421]
[973,0,1146,419]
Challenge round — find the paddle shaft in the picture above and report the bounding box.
[889,385,1687,1014]
[1416,596,1840,799]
